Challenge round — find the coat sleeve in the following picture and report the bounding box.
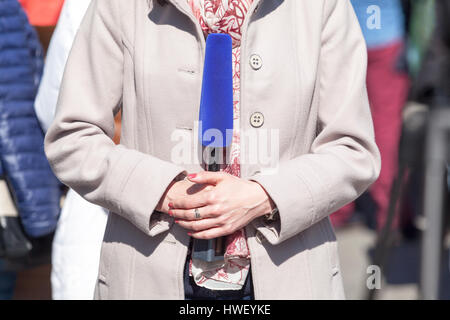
[249,0,381,245]
[44,0,186,237]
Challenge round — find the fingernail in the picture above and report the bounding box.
[168,202,173,208]
[188,174,197,179]
[174,220,179,224]
[168,210,173,216]
[187,232,192,236]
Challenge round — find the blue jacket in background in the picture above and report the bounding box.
[351,0,406,49]
[0,0,61,237]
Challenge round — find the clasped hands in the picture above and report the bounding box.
[156,172,275,239]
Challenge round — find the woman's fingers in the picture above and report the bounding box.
[176,217,236,239]
[169,172,232,210]
[169,191,211,210]
[187,171,228,185]
[175,209,252,238]
[173,206,258,239]
[169,204,225,221]
[175,215,227,233]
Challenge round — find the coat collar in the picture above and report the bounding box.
[147,0,265,54]
[151,0,265,21]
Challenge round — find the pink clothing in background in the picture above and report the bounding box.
[331,41,410,230]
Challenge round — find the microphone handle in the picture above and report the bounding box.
[191,147,226,262]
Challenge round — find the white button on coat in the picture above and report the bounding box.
[249,54,263,70]
[250,112,264,128]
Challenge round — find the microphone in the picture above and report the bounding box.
[192,33,234,262]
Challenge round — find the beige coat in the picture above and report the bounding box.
[44,0,381,299]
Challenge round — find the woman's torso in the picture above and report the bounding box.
[94,0,344,300]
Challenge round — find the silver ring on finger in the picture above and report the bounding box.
[194,208,201,220]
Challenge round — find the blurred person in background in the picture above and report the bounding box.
[408,0,450,243]
[0,0,61,299]
[34,0,122,300]
[410,0,449,108]
[331,0,410,231]
[0,165,16,300]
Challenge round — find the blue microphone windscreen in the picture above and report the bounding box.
[199,33,234,148]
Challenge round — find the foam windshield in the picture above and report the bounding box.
[199,33,234,148]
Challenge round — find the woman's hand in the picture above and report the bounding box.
[168,172,275,239]
[156,177,212,214]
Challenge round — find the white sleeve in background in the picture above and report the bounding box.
[34,0,92,133]
[34,0,105,301]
